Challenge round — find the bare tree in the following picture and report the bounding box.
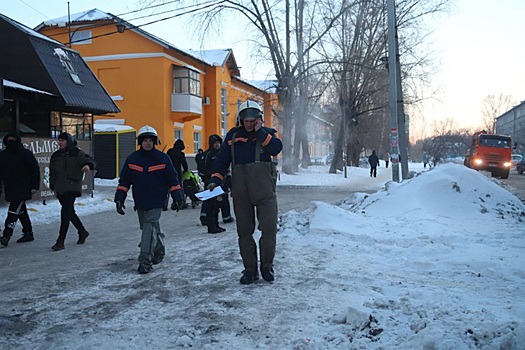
[481,93,514,133]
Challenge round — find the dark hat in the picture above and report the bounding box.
[208,134,222,146]
[57,132,71,140]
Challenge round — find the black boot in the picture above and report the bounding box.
[52,239,65,251]
[77,230,89,244]
[138,263,153,274]
[261,266,275,282]
[0,235,10,247]
[16,232,34,243]
[240,270,259,284]
[207,224,226,234]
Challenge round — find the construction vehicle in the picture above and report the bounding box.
[463,130,512,179]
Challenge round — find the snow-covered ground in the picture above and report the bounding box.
[1,162,524,349]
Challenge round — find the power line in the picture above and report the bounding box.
[47,0,223,39]
[68,1,226,45]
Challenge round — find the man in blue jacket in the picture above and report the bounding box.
[115,125,184,274]
[208,100,282,284]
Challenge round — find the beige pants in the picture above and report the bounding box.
[232,162,278,273]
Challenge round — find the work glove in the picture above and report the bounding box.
[116,201,126,215]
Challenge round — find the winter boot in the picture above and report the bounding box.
[261,266,275,282]
[207,223,226,234]
[77,230,90,244]
[52,240,65,251]
[16,232,34,243]
[137,263,153,274]
[223,217,235,224]
[240,270,259,285]
[0,235,10,247]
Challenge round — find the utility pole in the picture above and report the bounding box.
[387,0,409,181]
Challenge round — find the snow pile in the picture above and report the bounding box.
[279,163,525,348]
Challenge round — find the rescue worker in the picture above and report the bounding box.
[208,100,282,284]
[0,131,40,246]
[114,125,185,274]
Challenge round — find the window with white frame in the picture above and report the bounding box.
[193,132,201,153]
[174,129,183,142]
[221,88,227,136]
[173,66,200,96]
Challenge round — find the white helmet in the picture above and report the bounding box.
[137,125,159,145]
[237,100,263,125]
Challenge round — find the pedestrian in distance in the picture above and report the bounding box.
[384,151,390,169]
[368,150,380,177]
[114,125,185,274]
[0,131,40,247]
[423,151,430,169]
[208,100,283,284]
[49,132,96,251]
[166,139,189,209]
[195,148,205,180]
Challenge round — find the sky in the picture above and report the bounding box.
[0,162,524,348]
[3,0,525,134]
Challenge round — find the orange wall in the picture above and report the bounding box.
[39,21,277,154]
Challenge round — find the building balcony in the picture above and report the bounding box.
[171,93,202,115]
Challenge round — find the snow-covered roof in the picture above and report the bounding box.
[94,123,135,132]
[0,13,62,45]
[3,79,55,95]
[41,9,112,28]
[183,49,231,67]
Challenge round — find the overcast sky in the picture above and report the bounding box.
[4,0,525,134]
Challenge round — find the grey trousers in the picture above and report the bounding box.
[232,162,278,273]
[137,208,164,266]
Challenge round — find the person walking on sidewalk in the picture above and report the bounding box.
[114,125,185,274]
[166,139,189,209]
[199,134,232,233]
[49,132,96,251]
[208,100,282,284]
[384,151,390,169]
[368,150,380,177]
[0,131,40,247]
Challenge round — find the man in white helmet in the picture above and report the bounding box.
[114,125,185,274]
[208,100,282,284]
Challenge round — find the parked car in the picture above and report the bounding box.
[511,154,523,168]
[517,158,525,174]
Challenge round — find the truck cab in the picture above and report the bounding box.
[464,131,512,179]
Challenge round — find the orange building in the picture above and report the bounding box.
[35,9,278,154]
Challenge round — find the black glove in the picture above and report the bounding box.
[116,201,126,215]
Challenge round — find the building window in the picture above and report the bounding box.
[71,30,92,45]
[193,132,201,153]
[221,88,227,136]
[174,129,183,141]
[173,67,200,96]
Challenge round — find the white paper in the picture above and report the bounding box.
[195,186,225,201]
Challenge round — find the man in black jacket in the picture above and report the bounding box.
[0,131,40,247]
[368,150,380,177]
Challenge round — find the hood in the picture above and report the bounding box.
[57,132,77,149]
[2,131,22,151]
[208,134,222,148]
[173,139,185,151]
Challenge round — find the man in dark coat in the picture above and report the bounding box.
[49,132,96,251]
[0,131,40,246]
[115,125,184,274]
[166,139,189,209]
[199,134,230,233]
[368,150,380,177]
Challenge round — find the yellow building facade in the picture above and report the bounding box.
[36,9,277,153]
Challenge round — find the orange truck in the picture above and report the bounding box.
[464,130,512,179]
